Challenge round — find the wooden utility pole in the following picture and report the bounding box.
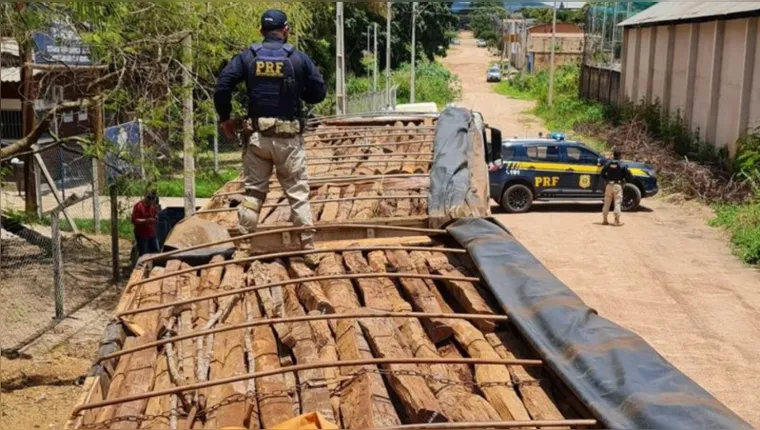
[411,2,418,103]
[386,2,392,106]
[21,42,38,215]
[182,33,195,216]
[548,2,557,106]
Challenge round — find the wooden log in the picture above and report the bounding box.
[279,353,301,418]
[487,332,565,422]
[257,190,284,225]
[424,253,496,333]
[358,314,447,423]
[384,250,453,343]
[195,256,226,382]
[202,264,251,430]
[265,260,335,423]
[250,292,294,428]
[349,190,379,220]
[336,185,356,222]
[437,342,476,394]
[307,311,342,424]
[139,262,184,430]
[263,196,292,226]
[178,264,201,388]
[310,185,330,222]
[308,150,334,177]
[366,251,413,313]
[317,254,401,429]
[250,261,284,321]
[398,320,502,423]
[288,258,334,315]
[342,250,393,312]
[97,267,166,428]
[319,187,343,223]
[393,191,412,219]
[449,319,530,422]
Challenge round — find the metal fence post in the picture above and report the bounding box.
[51,211,64,320]
[110,184,120,283]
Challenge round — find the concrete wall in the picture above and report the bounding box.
[622,16,760,155]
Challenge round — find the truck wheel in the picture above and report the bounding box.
[621,184,642,212]
[501,184,534,213]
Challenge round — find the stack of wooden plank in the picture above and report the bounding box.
[74,244,586,429]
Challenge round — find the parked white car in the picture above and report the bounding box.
[476,39,487,48]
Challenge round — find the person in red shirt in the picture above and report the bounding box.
[131,191,160,256]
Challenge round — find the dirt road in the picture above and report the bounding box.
[442,32,760,426]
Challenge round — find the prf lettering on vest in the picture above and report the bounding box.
[535,176,560,188]
[256,61,285,78]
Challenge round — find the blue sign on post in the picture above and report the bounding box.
[105,121,142,181]
[33,19,91,65]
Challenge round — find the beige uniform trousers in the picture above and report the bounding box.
[240,132,314,245]
[602,183,623,223]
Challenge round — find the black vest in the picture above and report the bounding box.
[243,42,302,121]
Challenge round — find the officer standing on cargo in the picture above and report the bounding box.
[601,149,633,226]
[215,9,326,249]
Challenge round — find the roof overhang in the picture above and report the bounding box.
[620,2,760,28]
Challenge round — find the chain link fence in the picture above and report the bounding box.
[346,85,399,115]
[583,2,656,69]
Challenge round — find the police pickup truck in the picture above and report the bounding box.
[488,137,658,213]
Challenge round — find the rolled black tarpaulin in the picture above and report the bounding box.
[428,107,487,228]
[448,217,750,429]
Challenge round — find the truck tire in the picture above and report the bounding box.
[501,184,534,213]
[621,183,642,212]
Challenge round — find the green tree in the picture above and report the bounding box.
[468,2,507,45]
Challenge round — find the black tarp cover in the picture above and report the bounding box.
[428,107,487,228]
[448,217,750,429]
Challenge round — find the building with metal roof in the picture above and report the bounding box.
[617,2,760,155]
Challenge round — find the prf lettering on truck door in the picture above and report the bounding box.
[535,176,560,188]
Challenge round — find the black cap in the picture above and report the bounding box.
[261,9,288,30]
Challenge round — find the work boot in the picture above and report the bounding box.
[614,217,622,227]
[235,197,262,235]
[602,219,610,226]
[302,230,321,267]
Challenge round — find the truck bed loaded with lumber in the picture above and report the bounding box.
[66,109,750,429]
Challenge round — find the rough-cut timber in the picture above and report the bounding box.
[398,319,502,423]
[67,115,611,430]
[358,315,447,423]
[385,250,454,343]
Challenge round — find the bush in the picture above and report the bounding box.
[497,65,604,130]
[347,60,461,109]
[711,203,760,265]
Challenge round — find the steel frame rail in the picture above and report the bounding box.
[73,358,542,415]
[102,311,505,364]
[306,152,434,161]
[205,195,429,209]
[141,224,446,264]
[305,140,433,151]
[130,245,466,291]
[119,272,481,319]
[226,173,431,186]
[307,160,433,168]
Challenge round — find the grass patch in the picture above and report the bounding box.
[494,81,535,101]
[114,169,239,199]
[710,203,760,265]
